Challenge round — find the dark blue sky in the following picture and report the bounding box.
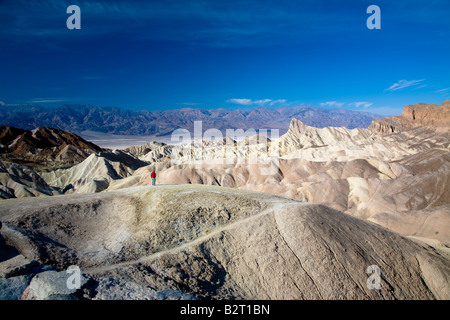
[1,0,449,116]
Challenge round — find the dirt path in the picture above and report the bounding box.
[85,201,299,275]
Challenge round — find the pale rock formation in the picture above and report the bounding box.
[0,160,61,199]
[23,270,89,300]
[40,149,148,194]
[0,185,448,300]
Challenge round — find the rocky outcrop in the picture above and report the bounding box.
[0,274,33,300]
[368,118,399,134]
[369,101,450,134]
[401,101,450,130]
[0,160,62,199]
[0,185,448,300]
[22,270,89,300]
[0,126,103,170]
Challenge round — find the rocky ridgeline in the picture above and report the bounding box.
[0,126,103,170]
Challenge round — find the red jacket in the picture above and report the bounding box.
[151,171,156,178]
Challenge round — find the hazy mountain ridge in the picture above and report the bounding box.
[0,103,380,136]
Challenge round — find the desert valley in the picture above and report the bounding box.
[0,101,449,300]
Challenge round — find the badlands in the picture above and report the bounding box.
[0,101,449,300]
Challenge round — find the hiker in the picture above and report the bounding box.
[151,170,156,186]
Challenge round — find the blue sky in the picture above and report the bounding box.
[0,0,449,116]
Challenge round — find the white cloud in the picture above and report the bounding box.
[226,98,287,106]
[435,88,450,94]
[350,101,373,108]
[227,98,253,105]
[386,79,425,91]
[253,99,273,105]
[269,99,287,105]
[320,101,345,108]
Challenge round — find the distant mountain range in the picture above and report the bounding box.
[0,103,380,136]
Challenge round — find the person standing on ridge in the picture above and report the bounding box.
[151,170,156,186]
